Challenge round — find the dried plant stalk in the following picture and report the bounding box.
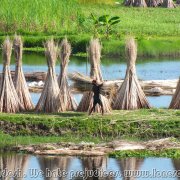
[57,38,77,111]
[77,39,111,113]
[0,38,23,113]
[162,0,176,8]
[169,78,180,109]
[13,35,34,111]
[113,37,150,110]
[36,39,63,112]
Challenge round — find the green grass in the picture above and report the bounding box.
[0,0,179,36]
[109,149,180,158]
[0,109,179,148]
[0,0,180,57]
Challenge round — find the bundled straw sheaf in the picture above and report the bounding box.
[68,72,93,92]
[113,37,150,110]
[13,35,34,111]
[57,38,77,111]
[69,72,117,98]
[77,39,111,113]
[169,78,180,109]
[0,38,23,113]
[36,39,63,112]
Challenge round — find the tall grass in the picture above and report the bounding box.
[0,0,179,37]
[0,0,83,34]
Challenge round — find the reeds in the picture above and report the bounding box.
[57,38,77,111]
[113,37,150,110]
[77,39,111,113]
[35,39,62,112]
[0,38,23,113]
[169,78,180,109]
[13,35,34,111]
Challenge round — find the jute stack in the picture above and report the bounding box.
[113,37,150,110]
[0,38,22,113]
[13,35,34,111]
[162,0,176,7]
[169,78,180,109]
[77,39,111,113]
[57,38,77,111]
[36,39,63,112]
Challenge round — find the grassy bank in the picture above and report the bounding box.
[0,109,179,148]
[110,149,180,158]
[1,35,180,58]
[0,0,180,57]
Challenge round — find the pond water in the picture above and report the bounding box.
[0,53,180,108]
[0,153,179,180]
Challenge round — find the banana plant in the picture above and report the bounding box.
[98,15,120,39]
[91,13,120,39]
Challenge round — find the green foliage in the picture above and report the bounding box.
[0,0,180,57]
[98,15,120,39]
[91,13,120,39]
[109,149,180,158]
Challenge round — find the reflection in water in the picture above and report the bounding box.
[173,159,180,170]
[38,156,71,180]
[78,156,114,180]
[0,154,179,180]
[172,159,180,179]
[117,158,144,180]
[0,154,29,180]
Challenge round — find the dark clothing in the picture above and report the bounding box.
[93,98,103,107]
[92,83,102,100]
[89,83,104,115]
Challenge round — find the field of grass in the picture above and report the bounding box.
[0,0,179,36]
[0,0,180,57]
[0,109,179,148]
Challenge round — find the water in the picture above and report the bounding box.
[31,92,172,108]
[0,153,179,180]
[1,53,180,81]
[0,53,180,108]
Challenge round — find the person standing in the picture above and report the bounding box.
[89,80,104,115]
